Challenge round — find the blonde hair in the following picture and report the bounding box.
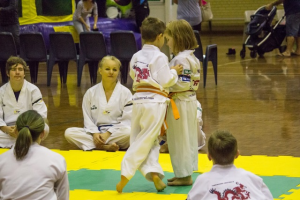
[98,55,121,69]
[14,110,45,160]
[165,20,198,55]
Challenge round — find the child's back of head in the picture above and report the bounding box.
[164,19,198,55]
[208,130,238,165]
[141,17,166,43]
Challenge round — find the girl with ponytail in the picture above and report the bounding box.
[0,110,69,199]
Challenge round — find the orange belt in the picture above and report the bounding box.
[136,86,180,136]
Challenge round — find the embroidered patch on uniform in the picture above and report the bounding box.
[91,105,97,110]
[179,75,191,82]
[183,69,191,75]
[192,80,200,86]
[133,61,150,83]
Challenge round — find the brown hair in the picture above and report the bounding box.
[165,19,198,55]
[208,130,238,165]
[141,17,166,42]
[14,110,45,160]
[6,56,28,74]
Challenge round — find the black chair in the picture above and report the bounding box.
[110,31,138,84]
[78,32,107,86]
[0,32,17,84]
[19,32,48,84]
[47,32,78,86]
[203,44,218,88]
[193,30,204,62]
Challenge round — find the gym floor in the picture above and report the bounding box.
[1,31,300,199]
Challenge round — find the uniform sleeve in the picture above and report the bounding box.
[0,0,17,14]
[261,181,273,200]
[152,55,178,88]
[107,90,133,134]
[55,159,70,200]
[0,92,6,127]
[186,175,205,200]
[129,55,136,81]
[32,88,47,119]
[93,2,98,16]
[82,90,99,133]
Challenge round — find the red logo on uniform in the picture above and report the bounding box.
[209,183,250,200]
[133,65,150,82]
[193,80,200,86]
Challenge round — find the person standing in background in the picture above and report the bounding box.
[0,0,20,51]
[173,0,202,32]
[73,0,98,34]
[266,0,300,57]
[132,0,150,32]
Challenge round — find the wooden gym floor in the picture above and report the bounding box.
[1,32,300,199]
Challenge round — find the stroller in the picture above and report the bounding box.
[240,6,286,58]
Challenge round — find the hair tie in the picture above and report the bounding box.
[24,126,30,129]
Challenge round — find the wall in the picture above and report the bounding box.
[149,0,284,32]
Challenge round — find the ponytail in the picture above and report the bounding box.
[13,110,45,160]
[14,127,33,160]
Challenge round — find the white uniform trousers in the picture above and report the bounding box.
[121,102,166,181]
[0,124,49,148]
[64,127,130,151]
[167,99,198,177]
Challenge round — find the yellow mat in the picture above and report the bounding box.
[1,149,299,200]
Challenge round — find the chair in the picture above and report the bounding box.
[193,30,204,62]
[203,44,217,88]
[0,32,17,84]
[110,31,138,84]
[19,32,48,84]
[78,32,107,86]
[47,32,78,86]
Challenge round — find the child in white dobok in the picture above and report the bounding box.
[187,130,273,200]
[164,19,201,186]
[116,17,183,193]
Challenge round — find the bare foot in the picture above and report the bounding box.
[152,173,166,192]
[116,175,129,193]
[159,143,169,153]
[167,177,177,182]
[95,143,119,152]
[167,176,193,186]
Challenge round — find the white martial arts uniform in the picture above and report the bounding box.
[0,143,69,200]
[0,80,49,148]
[187,164,273,200]
[166,50,200,178]
[121,44,178,181]
[65,81,132,150]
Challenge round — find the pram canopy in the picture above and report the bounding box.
[247,6,277,35]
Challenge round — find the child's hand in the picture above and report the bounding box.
[171,64,183,75]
